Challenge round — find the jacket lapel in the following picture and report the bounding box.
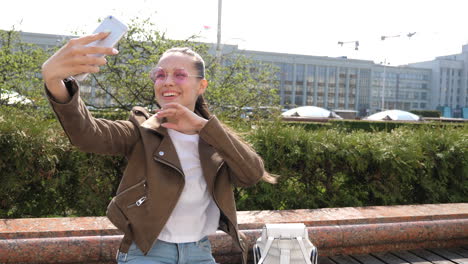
[140,115,184,177]
[199,138,225,190]
[154,134,184,176]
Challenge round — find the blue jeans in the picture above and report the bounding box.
[117,236,217,264]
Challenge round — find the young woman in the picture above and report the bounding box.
[42,32,274,264]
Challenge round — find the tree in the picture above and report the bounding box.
[0,28,49,108]
[80,17,280,120]
[205,52,280,119]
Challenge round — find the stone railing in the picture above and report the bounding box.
[1,203,467,264]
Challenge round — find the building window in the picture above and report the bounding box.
[421,92,427,100]
[296,96,303,105]
[318,66,326,84]
[306,65,315,83]
[329,67,336,85]
[306,65,315,105]
[284,64,294,83]
[296,64,305,94]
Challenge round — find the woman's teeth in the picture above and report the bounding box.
[163,92,177,97]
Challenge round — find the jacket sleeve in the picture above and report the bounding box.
[45,78,140,156]
[198,115,266,187]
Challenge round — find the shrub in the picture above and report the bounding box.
[90,110,129,120]
[236,120,468,210]
[286,119,465,132]
[410,110,441,117]
[0,106,125,218]
[1,107,466,217]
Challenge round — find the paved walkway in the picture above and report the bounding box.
[319,247,468,264]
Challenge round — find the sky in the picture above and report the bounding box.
[1,0,468,66]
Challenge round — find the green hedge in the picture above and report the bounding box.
[90,110,129,120]
[410,110,441,117]
[286,119,465,132]
[0,107,466,218]
[236,121,468,210]
[0,107,125,218]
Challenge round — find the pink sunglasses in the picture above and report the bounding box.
[150,67,203,85]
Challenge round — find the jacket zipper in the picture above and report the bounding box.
[153,156,185,177]
[115,179,147,208]
[127,196,147,208]
[117,179,146,197]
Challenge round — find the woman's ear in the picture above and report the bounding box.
[198,79,208,95]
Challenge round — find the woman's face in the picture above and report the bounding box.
[153,53,207,111]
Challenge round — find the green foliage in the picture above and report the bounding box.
[285,119,465,132]
[328,119,426,132]
[0,29,49,109]
[410,110,441,117]
[282,121,332,130]
[1,108,466,218]
[0,107,125,218]
[236,121,468,210]
[90,110,129,120]
[205,53,280,120]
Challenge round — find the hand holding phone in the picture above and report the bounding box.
[74,15,128,81]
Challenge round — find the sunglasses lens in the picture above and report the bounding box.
[154,69,166,83]
[173,69,189,82]
[151,68,192,84]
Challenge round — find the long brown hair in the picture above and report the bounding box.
[157,47,277,184]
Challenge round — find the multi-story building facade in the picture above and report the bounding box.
[408,44,468,118]
[236,49,375,116]
[235,48,431,115]
[370,65,431,112]
[17,31,467,117]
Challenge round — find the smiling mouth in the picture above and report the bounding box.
[162,92,178,97]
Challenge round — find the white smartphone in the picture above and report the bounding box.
[74,15,128,81]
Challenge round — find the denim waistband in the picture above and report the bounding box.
[157,235,209,246]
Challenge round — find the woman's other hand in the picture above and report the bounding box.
[156,103,208,134]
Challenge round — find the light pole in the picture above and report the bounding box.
[380,32,416,111]
[380,59,390,110]
[216,0,222,63]
[379,34,405,111]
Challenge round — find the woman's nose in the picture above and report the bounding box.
[164,74,177,85]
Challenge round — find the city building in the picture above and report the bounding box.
[408,44,468,118]
[16,31,468,117]
[231,48,431,116]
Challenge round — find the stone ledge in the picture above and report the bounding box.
[1,203,467,264]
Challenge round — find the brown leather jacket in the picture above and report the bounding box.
[46,79,266,264]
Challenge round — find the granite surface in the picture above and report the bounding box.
[1,203,467,263]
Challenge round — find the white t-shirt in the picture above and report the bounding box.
[158,128,221,243]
